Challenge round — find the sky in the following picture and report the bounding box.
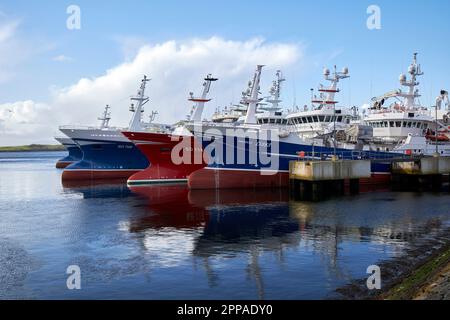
[0,0,449,145]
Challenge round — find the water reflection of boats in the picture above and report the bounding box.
[188,188,288,208]
[128,184,209,232]
[61,180,133,199]
[127,186,295,299]
[61,182,447,299]
[289,199,445,246]
[128,186,292,233]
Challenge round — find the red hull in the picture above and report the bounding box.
[359,174,392,185]
[61,169,139,181]
[188,168,393,190]
[188,168,290,190]
[56,161,73,169]
[122,131,207,185]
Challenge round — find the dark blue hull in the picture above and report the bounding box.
[189,135,400,188]
[59,145,83,163]
[199,135,398,174]
[63,139,149,180]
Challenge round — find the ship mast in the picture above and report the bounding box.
[398,52,423,110]
[98,104,111,129]
[244,65,264,124]
[312,66,349,109]
[262,70,285,113]
[189,74,218,122]
[129,75,150,131]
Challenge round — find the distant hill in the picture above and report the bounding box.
[0,144,66,152]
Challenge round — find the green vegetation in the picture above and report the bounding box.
[382,245,450,300]
[0,144,66,152]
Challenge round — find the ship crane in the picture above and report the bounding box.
[436,90,449,111]
[436,90,450,129]
[427,90,450,143]
[370,90,402,109]
[148,110,158,123]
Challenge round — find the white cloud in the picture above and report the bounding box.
[0,101,56,145]
[53,55,73,62]
[0,37,303,145]
[0,18,20,43]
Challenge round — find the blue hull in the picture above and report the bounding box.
[199,135,398,174]
[62,138,150,180]
[59,144,83,163]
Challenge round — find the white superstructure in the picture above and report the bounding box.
[393,90,450,156]
[286,66,353,139]
[364,53,438,146]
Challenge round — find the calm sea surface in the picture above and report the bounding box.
[1,151,450,299]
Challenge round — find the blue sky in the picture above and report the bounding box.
[0,0,449,144]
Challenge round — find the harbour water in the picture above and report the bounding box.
[1,151,450,299]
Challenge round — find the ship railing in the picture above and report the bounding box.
[295,150,425,163]
[189,121,290,131]
[367,106,431,115]
[58,125,124,130]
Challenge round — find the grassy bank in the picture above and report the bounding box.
[0,144,66,152]
[381,245,450,300]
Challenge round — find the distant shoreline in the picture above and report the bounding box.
[0,144,66,152]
